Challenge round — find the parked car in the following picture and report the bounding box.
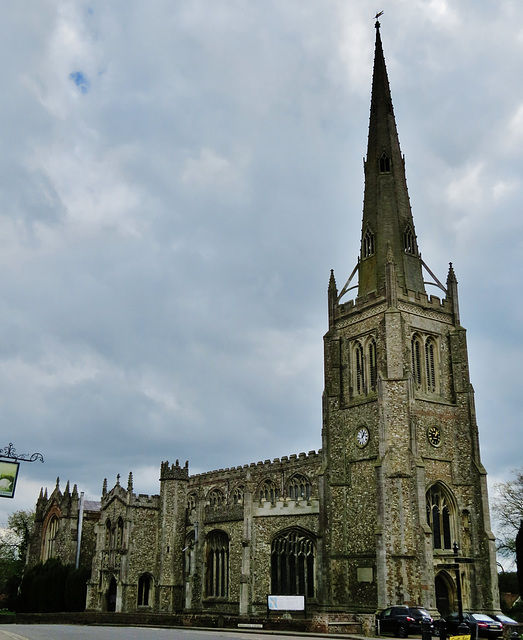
[491,614,518,627]
[445,612,503,638]
[376,605,434,637]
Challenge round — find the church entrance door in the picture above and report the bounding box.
[107,576,117,612]
[435,573,452,617]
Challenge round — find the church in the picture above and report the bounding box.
[28,21,500,632]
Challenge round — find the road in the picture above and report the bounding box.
[0,626,355,640]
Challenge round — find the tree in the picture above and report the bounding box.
[493,470,523,558]
[0,509,34,608]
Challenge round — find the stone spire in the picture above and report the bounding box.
[358,20,425,298]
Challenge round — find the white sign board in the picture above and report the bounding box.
[267,595,305,611]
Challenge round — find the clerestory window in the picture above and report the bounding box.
[287,475,311,501]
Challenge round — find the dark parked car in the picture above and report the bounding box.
[445,612,503,638]
[491,614,517,627]
[376,605,434,637]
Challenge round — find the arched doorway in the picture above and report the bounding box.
[435,573,454,617]
[106,576,117,612]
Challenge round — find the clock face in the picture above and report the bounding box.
[356,427,369,448]
[427,425,442,447]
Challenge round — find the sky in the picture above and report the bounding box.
[0,1,522,545]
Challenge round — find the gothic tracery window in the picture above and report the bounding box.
[187,493,197,511]
[271,529,315,597]
[205,530,229,598]
[232,485,244,505]
[208,488,224,507]
[43,515,59,561]
[259,479,280,503]
[426,485,454,550]
[287,475,311,501]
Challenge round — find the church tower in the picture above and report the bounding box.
[320,20,499,617]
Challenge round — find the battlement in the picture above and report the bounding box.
[190,449,322,482]
[160,459,189,481]
[132,493,159,508]
[335,285,454,323]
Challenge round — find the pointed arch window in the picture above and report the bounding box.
[137,573,153,607]
[404,225,417,255]
[105,519,112,549]
[411,333,439,394]
[287,475,311,501]
[425,338,437,392]
[116,517,124,548]
[187,493,197,512]
[362,227,375,258]
[411,335,422,389]
[379,152,391,173]
[259,479,280,504]
[205,530,229,598]
[355,341,365,395]
[426,485,454,550]
[271,529,315,597]
[232,485,244,505]
[368,339,377,392]
[351,336,378,398]
[43,515,59,561]
[208,488,224,507]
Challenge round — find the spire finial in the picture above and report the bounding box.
[374,10,384,28]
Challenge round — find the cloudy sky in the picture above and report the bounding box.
[0,1,522,541]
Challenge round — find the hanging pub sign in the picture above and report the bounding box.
[0,460,20,498]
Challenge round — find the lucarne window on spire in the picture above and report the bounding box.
[379,153,390,173]
[362,227,375,258]
[404,225,417,255]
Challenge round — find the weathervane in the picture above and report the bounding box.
[375,10,384,28]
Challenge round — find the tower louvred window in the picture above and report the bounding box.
[355,342,365,395]
[425,338,437,392]
[411,333,439,394]
[369,339,377,391]
[411,336,422,388]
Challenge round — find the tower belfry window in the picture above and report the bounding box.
[362,228,375,258]
[379,153,391,173]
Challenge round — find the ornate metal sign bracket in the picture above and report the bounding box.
[0,443,44,463]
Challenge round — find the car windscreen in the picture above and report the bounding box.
[472,614,495,622]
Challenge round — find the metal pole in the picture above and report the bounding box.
[75,492,84,569]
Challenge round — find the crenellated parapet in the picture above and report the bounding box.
[160,459,189,481]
